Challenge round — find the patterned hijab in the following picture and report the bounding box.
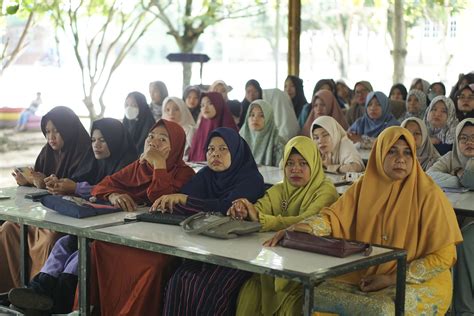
[35,106,94,179]
[423,95,458,144]
[302,90,349,136]
[188,92,238,162]
[349,91,400,137]
[401,117,440,170]
[322,126,462,284]
[239,99,283,166]
[403,89,428,119]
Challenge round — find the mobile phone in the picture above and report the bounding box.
[25,191,50,200]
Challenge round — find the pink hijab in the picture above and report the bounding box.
[302,90,349,136]
[188,92,238,161]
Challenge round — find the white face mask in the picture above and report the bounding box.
[124,106,139,120]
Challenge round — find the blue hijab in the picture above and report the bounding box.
[349,91,399,137]
[180,127,265,214]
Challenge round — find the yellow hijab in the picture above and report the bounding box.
[255,136,337,220]
[322,126,462,282]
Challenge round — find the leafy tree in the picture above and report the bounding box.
[50,0,156,120]
[143,0,265,88]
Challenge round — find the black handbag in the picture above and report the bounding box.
[41,195,120,218]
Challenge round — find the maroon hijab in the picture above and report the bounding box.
[188,92,238,161]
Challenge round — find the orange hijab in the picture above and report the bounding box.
[322,126,462,283]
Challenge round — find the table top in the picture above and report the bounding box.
[0,186,145,235]
[445,191,474,213]
[85,221,404,283]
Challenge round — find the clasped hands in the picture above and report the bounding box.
[44,174,77,195]
[227,198,259,221]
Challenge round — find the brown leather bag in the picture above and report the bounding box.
[279,231,372,258]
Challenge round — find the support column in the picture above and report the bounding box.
[288,0,301,76]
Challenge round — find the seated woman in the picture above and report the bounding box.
[388,83,408,102]
[239,99,284,167]
[284,75,308,118]
[427,118,474,189]
[0,106,94,293]
[229,136,339,316]
[401,117,440,171]
[123,91,156,154]
[149,81,169,121]
[188,92,237,162]
[400,89,427,121]
[155,127,265,316]
[410,77,430,95]
[266,126,462,315]
[262,88,300,142]
[239,79,263,128]
[311,116,365,173]
[302,89,349,136]
[183,85,201,122]
[348,91,399,149]
[423,95,458,155]
[85,119,195,316]
[454,83,474,121]
[162,96,196,160]
[7,118,138,314]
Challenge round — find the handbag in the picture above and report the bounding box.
[279,231,372,258]
[41,195,120,218]
[181,212,261,239]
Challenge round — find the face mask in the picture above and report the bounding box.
[124,106,139,120]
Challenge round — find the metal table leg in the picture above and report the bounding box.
[20,224,29,287]
[303,283,315,316]
[78,237,90,316]
[395,255,407,316]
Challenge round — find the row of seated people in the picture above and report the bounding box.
[0,103,472,314]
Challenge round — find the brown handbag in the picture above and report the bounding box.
[279,231,372,258]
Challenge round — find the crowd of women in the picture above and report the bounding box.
[0,72,473,315]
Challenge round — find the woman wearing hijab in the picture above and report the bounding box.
[239,79,263,128]
[262,88,300,142]
[188,92,237,162]
[2,106,94,293]
[284,75,308,118]
[311,116,365,173]
[155,127,265,316]
[183,85,201,122]
[348,91,400,149]
[389,83,408,102]
[401,117,440,171]
[427,118,474,189]
[454,83,474,121]
[149,81,169,121]
[162,96,196,160]
[299,79,341,127]
[266,126,463,315]
[239,99,284,167]
[410,78,430,95]
[423,95,459,155]
[301,90,349,136]
[345,80,373,126]
[230,136,339,316]
[454,222,474,314]
[7,118,138,314]
[400,89,428,121]
[84,120,195,316]
[123,91,156,155]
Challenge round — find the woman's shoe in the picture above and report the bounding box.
[8,288,53,312]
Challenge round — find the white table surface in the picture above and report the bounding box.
[89,222,393,276]
[445,191,474,213]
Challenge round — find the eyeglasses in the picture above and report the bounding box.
[457,95,474,101]
[458,135,474,144]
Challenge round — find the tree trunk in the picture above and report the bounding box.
[179,39,197,89]
[392,0,407,84]
[182,62,192,90]
[83,96,97,123]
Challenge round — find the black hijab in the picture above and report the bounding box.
[35,106,94,179]
[123,91,156,154]
[285,75,307,117]
[73,118,138,185]
[239,79,263,128]
[389,83,408,101]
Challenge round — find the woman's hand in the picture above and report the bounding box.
[11,169,30,186]
[347,132,362,143]
[47,178,77,195]
[359,274,396,292]
[263,229,287,247]
[430,136,441,145]
[228,198,258,221]
[44,174,59,189]
[30,171,47,189]
[140,143,170,169]
[151,194,188,212]
[109,193,137,212]
[321,153,332,168]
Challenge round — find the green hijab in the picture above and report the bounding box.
[239,99,284,166]
[255,136,339,231]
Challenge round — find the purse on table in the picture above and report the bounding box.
[181,212,261,239]
[279,231,372,258]
[41,195,120,218]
